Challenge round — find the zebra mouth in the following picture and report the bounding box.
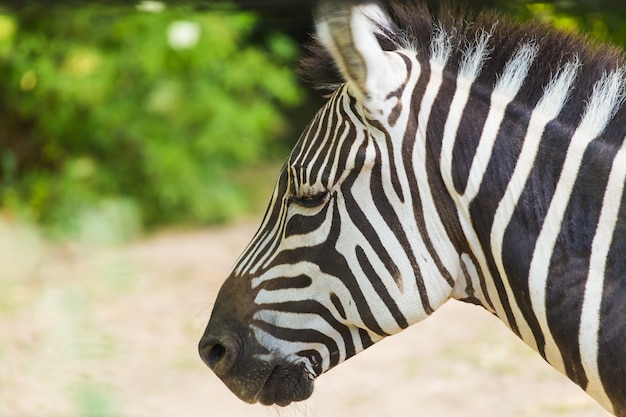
[255,361,315,406]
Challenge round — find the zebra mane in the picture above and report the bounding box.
[300,1,626,137]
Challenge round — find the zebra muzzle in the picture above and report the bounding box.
[199,326,315,406]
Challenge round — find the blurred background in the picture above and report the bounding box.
[0,1,624,416]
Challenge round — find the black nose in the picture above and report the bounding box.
[198,334,239,377]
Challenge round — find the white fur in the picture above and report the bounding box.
[359,2,394,39]
[443,43,539,334]
[490,58,581,365]
[458,27,493,80]
[579,67,626,136]
[527,65,624,378]
[253,326,331,374]
[537,57,581,114]
[461,43,538,205]
[429,24,453,67]
[316,4,402,114]
[578,141,626,414]
[494,42,538,98]
[447,42,539,205]
[441,27,493,201]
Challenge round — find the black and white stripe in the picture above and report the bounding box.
[205,1,626,414]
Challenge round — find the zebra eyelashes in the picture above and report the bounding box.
[289,189,331,209]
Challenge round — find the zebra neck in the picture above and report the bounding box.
[421,47,626,413]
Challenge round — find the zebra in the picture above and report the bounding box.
[199,1,626,414]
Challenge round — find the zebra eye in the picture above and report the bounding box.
[292,190,330,208]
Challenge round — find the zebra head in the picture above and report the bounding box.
[199,2,465,406]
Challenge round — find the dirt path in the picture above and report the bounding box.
[0,219,612,417]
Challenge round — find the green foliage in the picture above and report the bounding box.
[443,0,626,48]
[502,1,626,48]
[0,3,303,237]
[4,0,626,240]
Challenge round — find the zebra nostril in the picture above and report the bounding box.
[199,335,238,377]
[207,343,226,368]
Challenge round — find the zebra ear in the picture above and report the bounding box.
[315,1,397,116]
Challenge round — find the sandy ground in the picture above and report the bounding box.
[0,218,613,417]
